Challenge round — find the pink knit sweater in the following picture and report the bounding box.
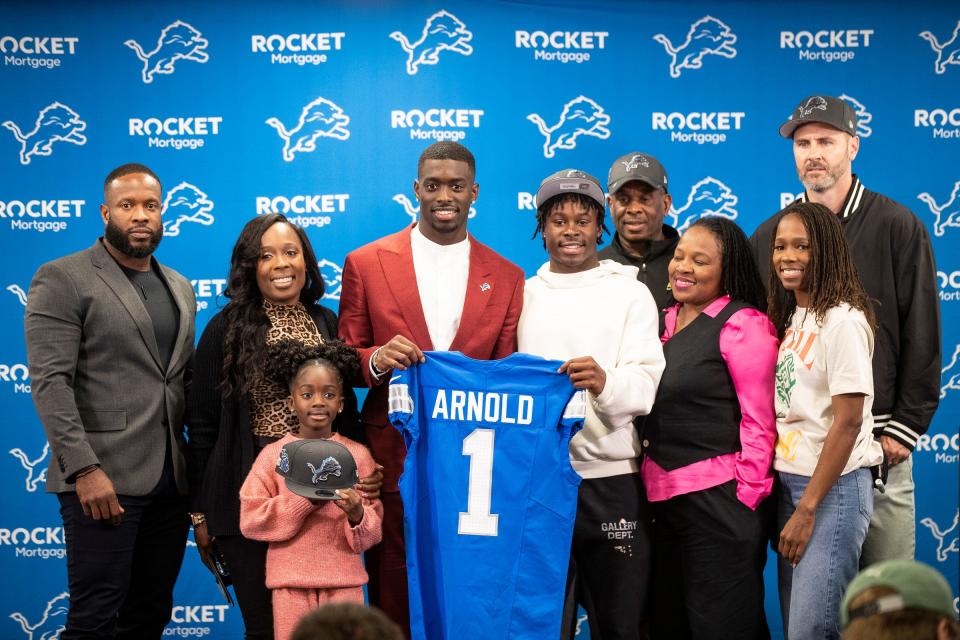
[239,433,383,589]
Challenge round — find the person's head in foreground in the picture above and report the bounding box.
[290,602,403,640]
[841,559,959,640]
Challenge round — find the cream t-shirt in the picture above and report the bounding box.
[774,303,883,477]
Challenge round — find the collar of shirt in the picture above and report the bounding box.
[411,223,471,254]
[410,224,471,351]
[662,294,732,340]
[798,174,865,220]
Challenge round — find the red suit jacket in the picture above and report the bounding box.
[338,225,524,491]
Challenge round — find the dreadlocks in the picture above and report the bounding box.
[767,201,876,338]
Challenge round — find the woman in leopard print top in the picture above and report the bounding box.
[187,214,382,639]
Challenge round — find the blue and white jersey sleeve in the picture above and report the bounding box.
[388,368,418,442]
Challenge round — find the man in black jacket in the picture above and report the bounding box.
[749,95,941,565]
[599,152,679,311]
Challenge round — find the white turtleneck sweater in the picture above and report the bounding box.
[410,223,470,351]
[518,260,665,479]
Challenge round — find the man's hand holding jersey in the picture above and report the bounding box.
[559,356,607,396]
[372,335,426,380]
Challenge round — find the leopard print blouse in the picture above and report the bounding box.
[249,300,324,437]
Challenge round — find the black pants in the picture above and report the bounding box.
[58,491,189,639]
[649,481,767,640]
[216,534,273,640]
[561,472,652,640]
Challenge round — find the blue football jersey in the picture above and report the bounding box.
[388,351,585,640]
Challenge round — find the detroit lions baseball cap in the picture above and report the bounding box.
[779,95,858,138]
[276,438,359,500]
[607,152,668,195]
[535,169,606,210]
[840,560,956,627]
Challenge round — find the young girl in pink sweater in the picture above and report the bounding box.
[240,340,382,640]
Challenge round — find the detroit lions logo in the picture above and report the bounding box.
[621,155,651,171]
[318,259,343,301]
[9,591,68,640]
[798,96,829,118]
[940,344,960,399]
[527,96,611,159]
[3,102,87,166]
[266,97,350,162]
[162,182,215,236]
[390,10,473,75]
[392,193,476,224]
[277,449,291,474]
[124,20,209,84]
[7,285,27,306]
[668,177,739,233]
[653,16,737,78]
[919,20,960,75]
[918,180,960,238]
[9,442,48,493]
[839,94,872,137]
[307,457,341,483]
[921,511,959,562]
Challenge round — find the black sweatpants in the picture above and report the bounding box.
[560,472,652,640]
[649,480,768,640]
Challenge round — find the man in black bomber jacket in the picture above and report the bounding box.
[750,95,941,566]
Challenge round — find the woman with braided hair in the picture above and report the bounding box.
[769,201,882,640]
[186,214,381,640]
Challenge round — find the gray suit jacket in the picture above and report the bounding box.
[25,240,196,495]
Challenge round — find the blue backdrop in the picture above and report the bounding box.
[1,1,957,638]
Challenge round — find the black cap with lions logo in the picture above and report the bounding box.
[276,438,359,500]
[607,152,668,195]
[780,95,858,138]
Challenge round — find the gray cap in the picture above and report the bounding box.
[607,152,668,195]
[535,169,605,209]
[779,95,858,138]
[276,438,359,500]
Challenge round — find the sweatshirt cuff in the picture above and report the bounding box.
[593,367,616,407]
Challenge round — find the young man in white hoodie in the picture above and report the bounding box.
[518,169,665,639]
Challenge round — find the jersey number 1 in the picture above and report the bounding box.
[458,428,499,537]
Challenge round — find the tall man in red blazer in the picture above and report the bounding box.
[338,142,524,634]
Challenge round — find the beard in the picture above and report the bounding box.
[798,156,851,194]
[104,217,162,258]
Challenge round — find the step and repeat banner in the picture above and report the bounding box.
[1,1,957,638]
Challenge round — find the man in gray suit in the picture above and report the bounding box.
[25,163,196,639]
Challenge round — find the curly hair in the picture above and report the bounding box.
[219,214,326,399]
[687,217,766,310]
[262,339,362,434]
[532,193,609,248]
[767,201,876,338]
